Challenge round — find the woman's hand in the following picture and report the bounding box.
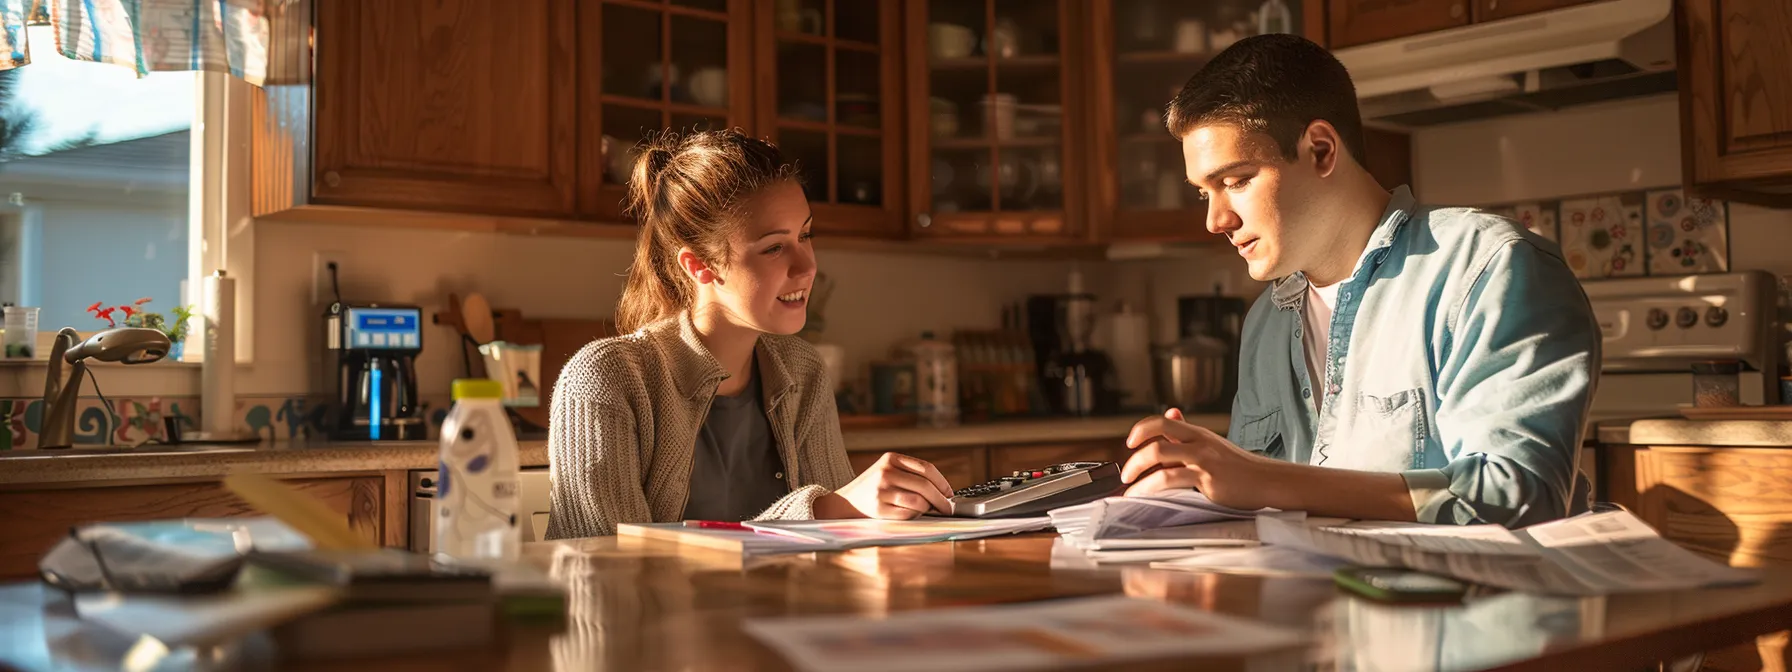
[814,453,955,520]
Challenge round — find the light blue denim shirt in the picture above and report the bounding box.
[1227,186,1600,529]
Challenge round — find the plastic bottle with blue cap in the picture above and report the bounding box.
[437,378,520,561]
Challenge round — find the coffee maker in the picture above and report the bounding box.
[325,302,426,441]
[1026,294,1116,416]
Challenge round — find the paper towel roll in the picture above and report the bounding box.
[201,271,235,435]
[1105,303,1154,410]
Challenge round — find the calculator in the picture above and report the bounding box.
[945,461,1125,518]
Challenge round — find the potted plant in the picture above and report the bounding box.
[87,298,196,360]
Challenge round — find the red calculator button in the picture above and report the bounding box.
[1031,471,1045,478]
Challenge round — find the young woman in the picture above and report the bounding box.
[544,129,956,539]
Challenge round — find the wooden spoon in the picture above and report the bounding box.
[462,293,496,344]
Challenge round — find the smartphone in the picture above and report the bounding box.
[1333,566,1469,603]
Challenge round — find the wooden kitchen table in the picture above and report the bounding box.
[7,534,1792,671]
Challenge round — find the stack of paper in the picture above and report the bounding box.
[1044,490,1267,565]
[1250,510,1759,595]
[619,516,1053,557]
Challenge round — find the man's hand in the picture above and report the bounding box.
[815,452,954,520]
[1120,408,1282,511]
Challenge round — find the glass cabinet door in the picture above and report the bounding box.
[909,0,1085,242]
[758,0,905,237]
[1095,0,1319,242]
[579,0,753,220]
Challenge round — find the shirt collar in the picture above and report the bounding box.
[650,311,797,406]
[1272,185,1416,311]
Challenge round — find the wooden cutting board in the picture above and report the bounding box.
[435,294,615,432]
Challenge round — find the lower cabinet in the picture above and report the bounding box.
[1609,445,1792,671]
[0,473,410,581]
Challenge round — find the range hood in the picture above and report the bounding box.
[1332,0,1677,127]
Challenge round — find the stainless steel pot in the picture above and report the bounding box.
[1152,336,1228,411]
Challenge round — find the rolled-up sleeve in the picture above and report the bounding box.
[1404,241,1599,528]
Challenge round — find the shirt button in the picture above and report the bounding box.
[775,472,785,480]
[1301,388,1311,399]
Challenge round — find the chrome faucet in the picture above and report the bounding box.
[39,327,171,449]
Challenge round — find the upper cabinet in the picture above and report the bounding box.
[310,0,579,218]
[1089,0,1330,243]
[1328,0,1467,49]
[756,0,908,237]
[1676,0,1792,208]
[579,0,755,222]
[905,0,1089,243]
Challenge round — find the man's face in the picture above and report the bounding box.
[1182,123,1316,281]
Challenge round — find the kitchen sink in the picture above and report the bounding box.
[0,445,257,458]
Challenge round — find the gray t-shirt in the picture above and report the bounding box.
[683,359,790,522]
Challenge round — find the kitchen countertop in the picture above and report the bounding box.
[0,413,1227,486]
[1602,417,1792,448]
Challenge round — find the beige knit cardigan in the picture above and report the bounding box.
[542,313,856,539]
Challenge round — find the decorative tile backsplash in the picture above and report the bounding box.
[0,394,459,450]
[1483,186,1731,281]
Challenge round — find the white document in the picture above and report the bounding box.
[1049,490,1263,551]
[1257,510,1758,596]
[1088,520,1262,550]
[1152,545,1353,580]
[741,594,1305,672]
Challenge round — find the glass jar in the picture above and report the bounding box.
[1690,360,1742,408]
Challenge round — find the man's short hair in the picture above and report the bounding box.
[1164,33,1367,166]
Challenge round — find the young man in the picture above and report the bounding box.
[1121,34,1600,529]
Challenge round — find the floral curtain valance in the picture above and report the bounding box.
[0,0,273,85]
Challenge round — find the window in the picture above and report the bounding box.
[0,24,197,341]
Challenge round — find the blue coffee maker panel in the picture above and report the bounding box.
[346,307,421,349]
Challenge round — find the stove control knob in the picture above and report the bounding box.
[1676,306,1699,329]
[1705,306,1728,328]
[1646,308,1669,330]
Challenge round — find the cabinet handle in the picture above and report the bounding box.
[1449,1,1465,18]
[323,170,342,188]
[1487,0,1498,11]
[917,213,932,228]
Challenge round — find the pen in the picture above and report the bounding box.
[684,520,826,543]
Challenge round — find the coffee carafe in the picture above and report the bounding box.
[325,302,426,441]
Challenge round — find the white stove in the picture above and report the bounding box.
[1585,270,1784,420]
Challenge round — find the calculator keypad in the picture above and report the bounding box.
[952,462,1104,499]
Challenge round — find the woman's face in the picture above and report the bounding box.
[699,182,817,336]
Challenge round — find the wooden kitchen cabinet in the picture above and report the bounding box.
[579,0,756,221]
[1676,0,1792,208]
[1328,0,1469,49]
[756,0,908,238]
[1472,0,1600,22]
[310,0,580,218]
[0,474,405,582]
[1620,446,1792,671]
[1088,0,1328,243]
[904,0,1091,244]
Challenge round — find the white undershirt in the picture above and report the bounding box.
[1302,280,1342,412]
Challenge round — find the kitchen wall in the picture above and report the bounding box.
[1411,94,1792,278]
[243,219,1101,399]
